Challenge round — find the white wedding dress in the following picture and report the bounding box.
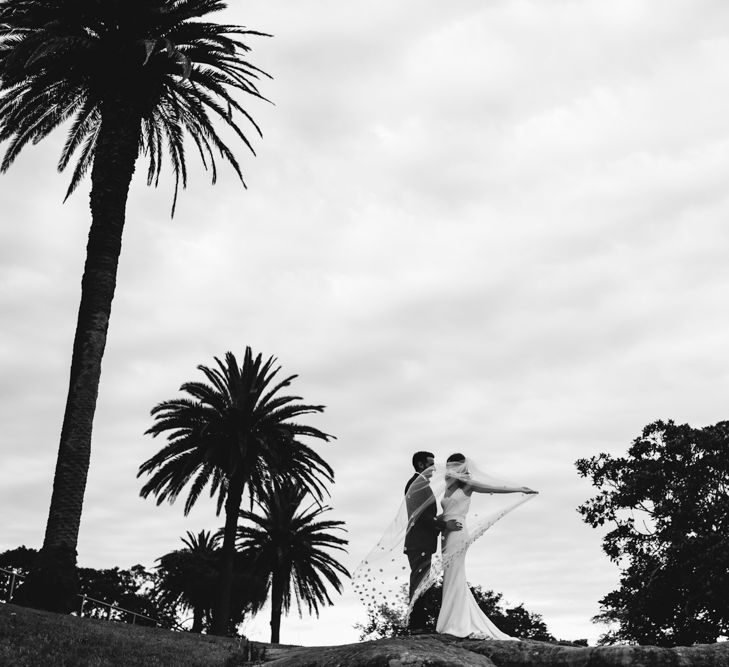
[436,487,517,640]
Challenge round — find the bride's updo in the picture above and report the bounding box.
[446,452,469,486]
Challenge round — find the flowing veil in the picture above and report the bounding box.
[353,456,537,622]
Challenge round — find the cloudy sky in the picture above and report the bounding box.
[2,0,729,647]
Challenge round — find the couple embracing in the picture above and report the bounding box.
[354,449,537,639]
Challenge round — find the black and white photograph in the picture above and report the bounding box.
[1,1,728,665]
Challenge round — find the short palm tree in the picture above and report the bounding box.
[155,530,220,633]
[1,0,268,612]
[139,347,335,635]
[155,530,267,633]
[236,478,350,644]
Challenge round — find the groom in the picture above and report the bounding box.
[404,451,461,633]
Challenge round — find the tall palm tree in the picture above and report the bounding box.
[138,348,335,635]
[236,478,350,644]
[0,0,268,612]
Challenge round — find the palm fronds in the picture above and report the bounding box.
[0,0,270,213]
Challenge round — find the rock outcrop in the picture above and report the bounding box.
[264,634,729,666]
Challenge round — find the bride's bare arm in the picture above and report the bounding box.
[464,480,538,495]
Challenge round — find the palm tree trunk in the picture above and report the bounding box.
[211,469,245,635]
[15,99,140,613]
[269,568,285,644]
[192,606,204,633]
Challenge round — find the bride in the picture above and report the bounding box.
[435,452,537,638]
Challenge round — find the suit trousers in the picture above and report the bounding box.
[407,550,432,629]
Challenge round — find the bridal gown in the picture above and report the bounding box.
[436,487,516,640]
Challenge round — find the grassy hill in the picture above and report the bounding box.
[0,603,290,666]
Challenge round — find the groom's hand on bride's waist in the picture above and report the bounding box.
[443,519,462,532]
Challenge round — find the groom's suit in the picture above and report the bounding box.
[404,473,443,630]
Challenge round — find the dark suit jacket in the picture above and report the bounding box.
[403,473,441,555]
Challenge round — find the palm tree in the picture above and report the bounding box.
[1,0,268,612]
[155,530,220,633]
[138,348,335,635]
[155,530,267,633]
[236,478,350,644]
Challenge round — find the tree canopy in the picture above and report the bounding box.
[576,419,729,646]
[0,0,269,211]
[0,547,174,626]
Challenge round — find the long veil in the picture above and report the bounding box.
[353,456,537,622]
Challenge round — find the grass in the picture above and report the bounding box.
[0,603,292,666]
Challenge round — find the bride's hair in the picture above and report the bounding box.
[446,453,468,486]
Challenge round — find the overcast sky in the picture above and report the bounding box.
[2,0,729,647]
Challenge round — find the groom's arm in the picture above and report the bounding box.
[435,514,463,532]
[413,509,459,533]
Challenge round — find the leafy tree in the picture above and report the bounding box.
[0,546,39,602]
[139,348,335,635]
[77,564,175,627]
[155,530,267,633]
[0,546,38,576]
[576,419,729,646]
[236,478,350,644]
[356,583,555,642]
[1,0,268,613]
[0,546,173,625]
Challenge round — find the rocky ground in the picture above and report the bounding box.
[262,634,729,666]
